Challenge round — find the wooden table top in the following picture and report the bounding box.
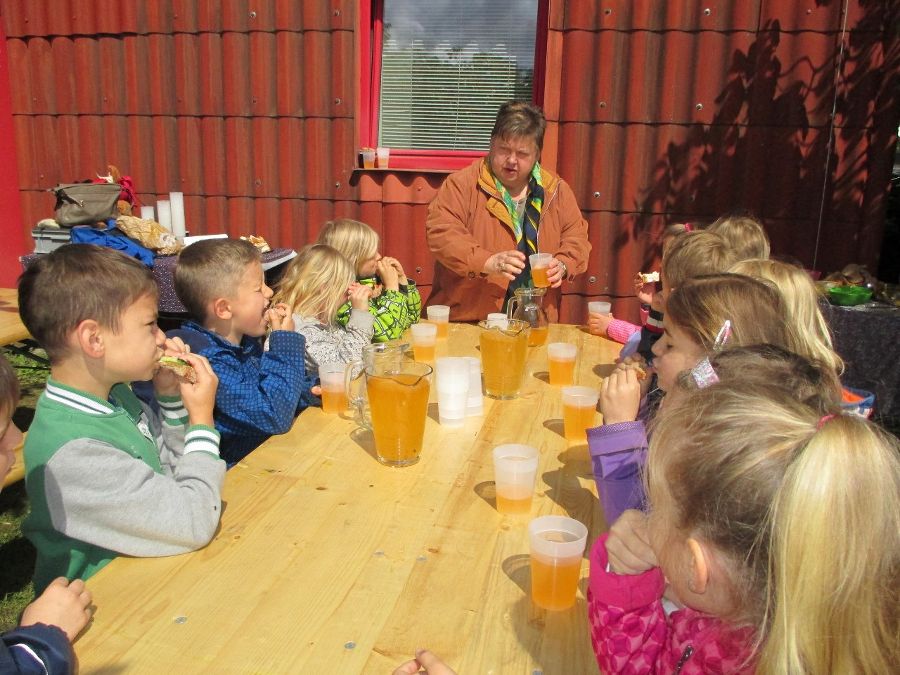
[0,288,30,346]
[75,323,621,674]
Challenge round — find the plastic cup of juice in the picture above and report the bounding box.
[319,362,348,413]
[547,342,577,386]
[529,253,553,288]
[529,515,588,610]
[426,305,450,339]
[410,323,438,362]
[561,386,599,443]
[492,444,539,515]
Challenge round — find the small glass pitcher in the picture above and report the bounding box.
[507,286,549,346]
[345,340,413,429]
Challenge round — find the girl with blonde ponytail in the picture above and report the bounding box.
[588,353,900,674]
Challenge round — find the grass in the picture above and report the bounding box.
[0,347,49,630]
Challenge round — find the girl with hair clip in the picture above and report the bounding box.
[589,273,801,524]
[589,370,900,674]
[317,218,422,342]
[272,244,375,377]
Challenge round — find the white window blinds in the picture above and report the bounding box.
[379,0,539,151]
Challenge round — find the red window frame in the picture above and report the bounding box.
[358,0,549,171]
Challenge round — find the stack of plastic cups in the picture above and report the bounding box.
[464,357,483,417]
[435,357,470,427]
[486,312,508,329]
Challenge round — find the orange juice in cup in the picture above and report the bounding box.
[529,253,552,288]
[529,516,588,610]
[410,322,438,363]
[319,363,348,413]
[425,305,450,339]
[493,444,539,515]
[547,342,577,385]
[561,386,599,443]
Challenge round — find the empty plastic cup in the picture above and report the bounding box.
[529,515,588,610]
[426,305,450,339]
[319,363,348,414]
[561,386,599,443]
[410,322,438,362]
[492,444,539,515]
[464,356,483,417]
[547,342,577,386]
[588,301,612,316]
[435,357,470,427]
[529,253,553,288]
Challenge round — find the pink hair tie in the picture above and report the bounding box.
[817,414,836,430]
[683,222,693,232]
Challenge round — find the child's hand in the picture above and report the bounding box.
[153,337,193,397]
[605,510,657,575]
[600,368,642,425]
[634,273,656,305]
[348,283,373,310]
[177,353,218,427]
[310,385,322,397]
[20,577,93,642]
[588,311,614,336]
[393,649,457,675]
[376,258,400,291]
[267,302,294,332]
[382,256,408,285]
[650,289,665,313]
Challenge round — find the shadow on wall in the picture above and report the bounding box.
[622,2,899,276]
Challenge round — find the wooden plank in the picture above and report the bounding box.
[74,323,620,673]
[0,288,31,347]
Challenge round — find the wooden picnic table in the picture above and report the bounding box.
[0,288,30,346]
[74,323,620,674]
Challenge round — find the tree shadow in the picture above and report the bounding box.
[617,4,899,279]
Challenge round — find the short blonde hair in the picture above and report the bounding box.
[730,258,842,375]
[649,384,900,674]
[665,274,797,352]
[708,214,770,260]
[273,244,355,325]
[661,231,738,290]
[317,219,379,276]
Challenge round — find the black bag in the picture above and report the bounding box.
[51,182,121,226]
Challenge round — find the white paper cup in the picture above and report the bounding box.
[492,444,539,515]
[436,357,470,427]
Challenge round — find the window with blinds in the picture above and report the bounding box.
[378,0,539,152]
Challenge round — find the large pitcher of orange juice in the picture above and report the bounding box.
[478,318,530,399]
[362,360,432,466]
[345,341,413,429]
[506,287,549,346]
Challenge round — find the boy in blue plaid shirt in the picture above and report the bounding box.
[174,239,317,464]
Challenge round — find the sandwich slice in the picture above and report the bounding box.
[158,356,197,383]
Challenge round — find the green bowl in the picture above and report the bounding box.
[828,285,872,306]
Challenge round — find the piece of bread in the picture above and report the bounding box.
[639,271,660,283]
[158,356,197,383]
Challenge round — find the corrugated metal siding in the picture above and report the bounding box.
[2,0,897,324]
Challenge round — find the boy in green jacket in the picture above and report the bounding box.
[18,244,225,593]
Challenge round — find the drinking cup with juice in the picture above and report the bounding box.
[547,342,577,385]
[493,444,539,515]
[319,363,348,413]
[410,322,438,363]
[561,386,599,443]
[528,515,588,610]
[425,305,450,339]
[529,253,552,289]
[478,319,529,399]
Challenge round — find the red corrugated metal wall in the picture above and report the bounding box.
[2,0,897,324]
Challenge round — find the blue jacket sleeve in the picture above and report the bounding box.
[207,331,311,436]
[0,623,75,675]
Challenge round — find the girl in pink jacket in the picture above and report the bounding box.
[588,355,899,674]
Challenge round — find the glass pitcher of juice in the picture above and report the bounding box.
[345,340,413,429]
[362,360,432,466]
[478,319,530,399]
[507,286,549,346]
